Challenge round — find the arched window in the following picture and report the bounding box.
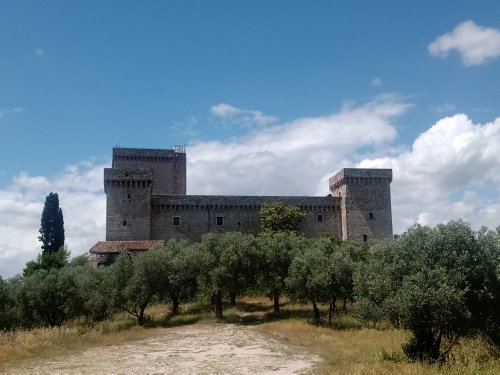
[122,220,127,226]
[363,234,368,242]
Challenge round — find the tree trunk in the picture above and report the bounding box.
[342,298,347,311]
[273,290,280,314]
[171,294,180,315]
[138,305,147,326]
[215,291,223,320]
[230,292,236,305]
[312,300,320,322]
[328,299,336,324]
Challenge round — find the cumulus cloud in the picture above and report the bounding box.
[0,162,106,277]
[189,95,409,196]
[428,20,500,65]
[358,114,500,232]
[3,97,500,277]
[209,103,278,126]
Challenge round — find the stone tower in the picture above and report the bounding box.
[104,147,186,240]
[329,168,393,243]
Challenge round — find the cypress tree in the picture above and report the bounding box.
[38,192,65,254]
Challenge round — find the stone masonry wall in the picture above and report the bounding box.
[112,147,186,195]
[105,168,153,240]
[150,195,342,242]
[330,168,393,243]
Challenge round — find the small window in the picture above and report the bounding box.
[173,216,181,226]
[122,220,127,226]
[369,212,374,219]
[237,221,241,226]
[316,214,323,222]
[127,193,131,200]
[363,234,368,243]
[216,216,224,226]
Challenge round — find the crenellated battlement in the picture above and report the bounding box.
[329,168,392,192]
[97,146,392,251]
[104,168,154,193]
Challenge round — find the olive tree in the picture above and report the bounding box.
[18,267,80,327]
[197,232,259,319]
[257,231,307,313]
[355,220,498,362]
[109,250,169,325]
[156,241,199,315]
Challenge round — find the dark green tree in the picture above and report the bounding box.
[257,231,307,313]
[108,251,167,325]
[23,246,70,277]
[38,192,65,254]
[0,276,15,330]
[156,241,199,315]
[197,232,259,319]
[259,202,305,234]
[18,267,80,327]
[355,220,498,362]
[286,243,330,322]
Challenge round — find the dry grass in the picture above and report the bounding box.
[0,312,162,370]
[256,304,500,374]
[1,298,500,374]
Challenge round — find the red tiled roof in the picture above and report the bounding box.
[89,240,165,254]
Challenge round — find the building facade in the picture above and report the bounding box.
[89,147,393,266]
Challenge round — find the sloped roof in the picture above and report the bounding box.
[89,240,165,254]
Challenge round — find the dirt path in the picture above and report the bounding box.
[5,324,319,374]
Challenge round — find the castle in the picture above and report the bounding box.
[89,147,393,266]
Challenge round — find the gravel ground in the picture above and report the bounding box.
[5,324,319,374]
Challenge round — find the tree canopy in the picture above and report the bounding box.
[38,192,65,254]
[259,202,305,234]
[355,220,500,362]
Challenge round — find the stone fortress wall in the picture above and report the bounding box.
[90,147,393,266]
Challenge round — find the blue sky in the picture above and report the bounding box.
[1,1,500,277]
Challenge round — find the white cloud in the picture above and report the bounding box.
[3,97,500,277]
[189,95,408,196]
[371,77,382,87]
[34,48,45,56]
[428,20,500,66]
[0,162,106,278]
[209,103,278,126]
[358,114,500,232]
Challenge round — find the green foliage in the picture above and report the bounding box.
[23,246,70,277]
[197,232,260,319]
[107,252,165,325]
[259,202,305,234]
[156,241,199,314]
[0,276,15,330]
[38,192,65,254]
[71,261,113,321]
[18,267,80,327]
[257,231,307,313]
[286,237,363,322]
[355,220,500,362]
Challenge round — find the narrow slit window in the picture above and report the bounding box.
[369,212,374,219]
[363,234,368,242]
